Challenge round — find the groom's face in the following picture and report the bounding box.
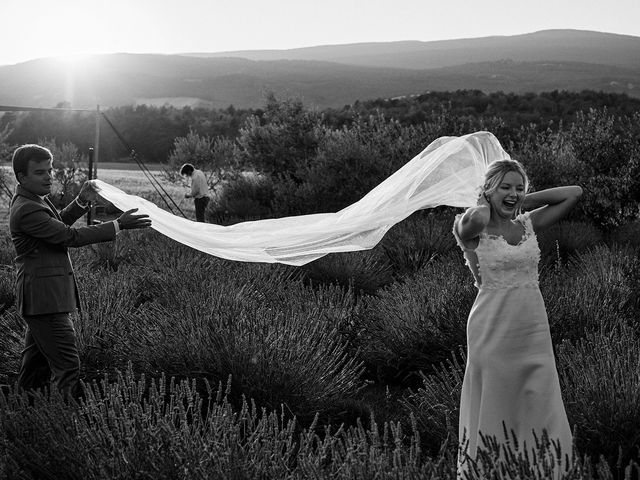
[19,158,53,196]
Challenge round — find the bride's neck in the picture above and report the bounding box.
[488,212,513,230]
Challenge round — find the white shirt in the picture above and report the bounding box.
[190,169,209,199]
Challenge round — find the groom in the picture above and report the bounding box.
[10,144,151,400]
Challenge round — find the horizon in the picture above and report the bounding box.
[2,0,639,66]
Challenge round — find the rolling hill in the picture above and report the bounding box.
[183,29,640,70]
[0,30,638,109]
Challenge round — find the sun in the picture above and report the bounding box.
[2,0,111,65]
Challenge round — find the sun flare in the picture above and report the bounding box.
[57,53,92,66]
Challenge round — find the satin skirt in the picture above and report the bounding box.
[457,286,573,473]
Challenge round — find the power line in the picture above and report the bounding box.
[100,112,187,218]
[0,104,187,218]
[0,105,93,112]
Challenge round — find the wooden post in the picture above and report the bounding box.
[87,147,94,225]
[93,105,100,179]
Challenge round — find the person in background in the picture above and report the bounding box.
[10,144,152,401]
[180,163,209,222]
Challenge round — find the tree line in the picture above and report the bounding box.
[1,90,639,164]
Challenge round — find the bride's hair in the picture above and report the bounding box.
[480,159,530,198]
[479,159,530,218]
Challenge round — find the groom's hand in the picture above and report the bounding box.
[117,208,152,230]
[77,180,101,204]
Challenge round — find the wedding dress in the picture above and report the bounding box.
[453,211,573,473]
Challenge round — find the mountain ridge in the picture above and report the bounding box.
[181,29,640,70]
[0,30,638,109]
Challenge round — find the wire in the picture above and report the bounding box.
[0,105,187,218]
[100,112,187,218]
[0,105,93,112]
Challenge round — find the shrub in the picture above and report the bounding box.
[0,266,14,314]
[301,250,394,296]
[0,233,14,267]
[401,352,465,453]
[567,109,640,227]
[237,94,324,180]
[514,110,640,228]
[0,369,626,480]
[208,172,275,222]
[557,324,640,467]
[607,220,640,248]
[0,309,23,385]
[541,245,640,343]
[288,127,393,214]
[514,125,577,192]
[130,298,365,421]
[357,252,475,384]
[536,220,603,268]
[73,238,366,420]
[164,129,241,191]
[37,139,89,208]
[73,266,151,378]
[381,209,457,276]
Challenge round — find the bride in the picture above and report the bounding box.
[453,159,581,473]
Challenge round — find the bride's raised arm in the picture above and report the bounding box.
[523,186,583,230]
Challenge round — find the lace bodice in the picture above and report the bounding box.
[453,212,540,289]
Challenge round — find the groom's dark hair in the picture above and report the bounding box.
[12,144,53,181]
[179,163,195,176]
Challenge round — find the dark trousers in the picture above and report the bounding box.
[17,313,80,399]
[194,196,210,222]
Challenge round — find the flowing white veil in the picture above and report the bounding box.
[94,131,510,265]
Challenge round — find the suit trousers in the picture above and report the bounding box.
[17,312,80,399]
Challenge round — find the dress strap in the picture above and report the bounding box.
[516,211,535,238]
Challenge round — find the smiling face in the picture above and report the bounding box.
[18,158,54,196]
[488,171,525,219]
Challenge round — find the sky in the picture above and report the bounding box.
[2,0,639,66]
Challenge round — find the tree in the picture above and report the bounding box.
[236,94,324,181]
[166,129,241,189]
[37,139,89,208]
[0,124,15,199]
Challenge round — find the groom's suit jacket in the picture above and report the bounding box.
[10,185,116,316]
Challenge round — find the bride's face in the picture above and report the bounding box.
[488,171,525,219]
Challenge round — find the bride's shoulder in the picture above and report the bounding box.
[453,212,480,251]
[515,211,532,223]
[516,211,536,234]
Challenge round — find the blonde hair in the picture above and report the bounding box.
[480,159,530,216]
[481,159,529,196]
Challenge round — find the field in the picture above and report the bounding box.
[1,180,639,477]
[1,104,640,478]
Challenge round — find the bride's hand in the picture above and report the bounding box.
[477,192,490,208]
